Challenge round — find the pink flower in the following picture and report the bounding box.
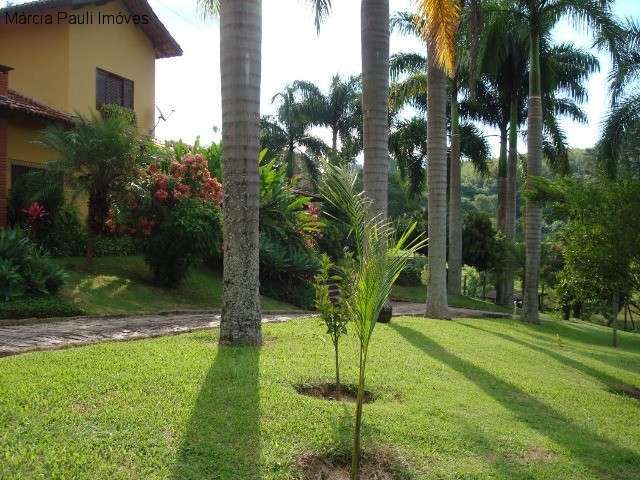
[147,164,158,175]
[22,202,47,226]
[154,189,169,202]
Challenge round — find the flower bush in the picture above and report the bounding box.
[128,154,223,287]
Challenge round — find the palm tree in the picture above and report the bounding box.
[260,85,329,182]
[509,0,616,324]
[198,0,333,345]
[599,19,640,179]
[477,11,598,305]
[413,0,461,318]
[361,0,390,217]
[42,111,142,269]
[201,0,263,346]
[292,75,362,161]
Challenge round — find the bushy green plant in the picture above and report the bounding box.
[8,170,86,257]
[396,254,426,286]
[127,153,224,287]
[94,236,140,257]
[0,296,84,320]
[142,199,221,287]
[0,229,67,301]
[259,159,323,307]
[314,254,350,391]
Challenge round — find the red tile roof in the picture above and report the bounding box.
[0,90,73,125]
[0,0,182,59]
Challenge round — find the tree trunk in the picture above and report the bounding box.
[361,0,389,218]
[495,125,509,306]
[219,0,263,346]
[332,127,339,153]
[507,95,519,240]
[425,44,451,319]
[611,292,620,348]
[448,84,462,296]
[504,95,518,306]
[522,27,542,325]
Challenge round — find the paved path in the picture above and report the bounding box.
[0,302,510,357]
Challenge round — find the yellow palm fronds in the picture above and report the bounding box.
[414,0,461,77]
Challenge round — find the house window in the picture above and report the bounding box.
[11,164,43,184]
[96,68,134,109]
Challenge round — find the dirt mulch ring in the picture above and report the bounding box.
[295,382,374,403]
[296,447,411,480]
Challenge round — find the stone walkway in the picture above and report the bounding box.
[0,302,510,357]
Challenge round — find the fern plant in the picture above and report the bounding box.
[320,163,426,479]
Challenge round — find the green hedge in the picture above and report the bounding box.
[0,296,85,321]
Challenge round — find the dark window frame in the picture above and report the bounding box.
[96,68,134,110]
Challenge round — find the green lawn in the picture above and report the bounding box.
[53,256,298,316]
[1,317,638,479]
[392,284,512,314]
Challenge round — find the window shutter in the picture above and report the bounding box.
[96,69,107,107]
[123,79,134,109]
[106,75,123,106]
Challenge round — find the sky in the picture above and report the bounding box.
[6,0,640,156]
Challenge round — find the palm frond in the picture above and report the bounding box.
[460,122,490,175]
[390,52,427,80]
[414,0,461,76]
[306,0,332,34]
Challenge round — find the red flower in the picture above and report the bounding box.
[22,202,47,226]
[147,164,158,175]
[154,189,169,202]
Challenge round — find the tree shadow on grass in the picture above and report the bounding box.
[461,323,637,391]
[524,320,640,353]
[173,346,261,480]
[390,323,640,478]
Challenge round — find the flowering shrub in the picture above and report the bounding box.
[129,154,223,287]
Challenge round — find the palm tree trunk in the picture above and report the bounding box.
[447,84,462,295]
[361,0,389,217]
[522,27,542,325]
[219,0,263,346]
[507,95,519,240]
[495,125,508,305]
[504,95,518,308]
[425,44,451,319]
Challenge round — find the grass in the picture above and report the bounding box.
[392,284,512,313]
[1,316,639,479]
[51,256,298,316]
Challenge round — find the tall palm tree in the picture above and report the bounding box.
[511,0,615,324]
[361,0,390,217]
[218,0,263,345]
[415,0,461,318]
[198,0,333,345]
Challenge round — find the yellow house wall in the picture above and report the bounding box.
[0,1,156,133]
[68,1,156,134]
[0,19,70,112]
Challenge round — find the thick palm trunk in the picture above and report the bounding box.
[495,126,509,306]
[447,85,462,295]
[219,0,262,346]
[361,0,389,217]
[425,44,450,319]
[522,28,542,324]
